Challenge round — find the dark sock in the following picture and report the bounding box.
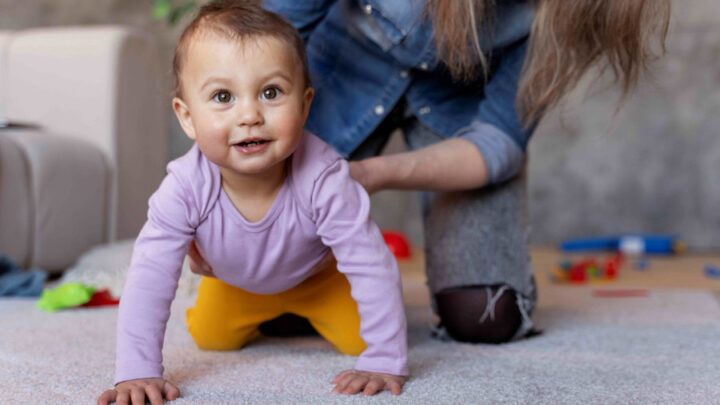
[434,285,522,343]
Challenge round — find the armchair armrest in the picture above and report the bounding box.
[0,129,110,273]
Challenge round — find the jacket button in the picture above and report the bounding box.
[364,4,372,14]
[420,62,429,71]
[419,106,431,115]
[400,70,409,78]
[374,105,385,115]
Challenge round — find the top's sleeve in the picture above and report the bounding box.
[458,38,537,185]
[311,159,408,376]
[114,171,198,385]
[263,0,339,41]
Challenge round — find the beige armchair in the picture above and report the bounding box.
[0,26,167,273]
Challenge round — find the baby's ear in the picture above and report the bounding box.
[172,97,197,141]
[302,87,315,121]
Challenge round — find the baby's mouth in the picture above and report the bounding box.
[235,139,269,147]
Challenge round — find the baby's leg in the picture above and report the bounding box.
[281,260,366,356]
[186,276,284,351]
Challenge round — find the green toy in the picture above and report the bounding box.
[36,283,96,312]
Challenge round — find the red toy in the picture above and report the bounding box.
[381,230,411,259]
[80,289,120,307]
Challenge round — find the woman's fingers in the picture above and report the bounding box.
[187,241,215,277]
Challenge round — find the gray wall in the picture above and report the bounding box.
[528,1,720,250]
[2,0,718,250]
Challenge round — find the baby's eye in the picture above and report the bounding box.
[213,90,233,103]
[262,87,280,100]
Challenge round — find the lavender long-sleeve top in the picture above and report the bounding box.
[114,132,407,384]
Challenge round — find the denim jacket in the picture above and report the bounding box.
[264,0,535,184]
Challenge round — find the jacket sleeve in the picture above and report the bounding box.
[114,172,197,384]
[458,38,538,185]
[263,0,339,41]
[311,158,408,376]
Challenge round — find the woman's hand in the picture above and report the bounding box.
[187,240,216,278]
[331,369,406,396]
[97,378,179,405]
[348,159,380,195]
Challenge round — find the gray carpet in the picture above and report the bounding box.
[1,286,719,404]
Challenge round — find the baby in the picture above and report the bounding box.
[97,2,407,404]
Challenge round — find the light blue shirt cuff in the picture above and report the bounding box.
[457,120,524,186]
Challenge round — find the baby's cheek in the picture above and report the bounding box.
[277,112,305,135]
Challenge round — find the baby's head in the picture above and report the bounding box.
[172,0,314,177]
[172,0,310,98]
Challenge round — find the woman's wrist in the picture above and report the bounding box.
[352,138,489,193]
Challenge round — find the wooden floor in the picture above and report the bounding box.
[398,246,720,307]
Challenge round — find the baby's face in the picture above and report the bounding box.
[173,33,313,178]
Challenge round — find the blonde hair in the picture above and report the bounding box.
[425,0,671,126]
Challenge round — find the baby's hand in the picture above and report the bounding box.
[331,369,406,396]
[97,378,179,405]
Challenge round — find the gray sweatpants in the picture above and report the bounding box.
[350,101,536,337]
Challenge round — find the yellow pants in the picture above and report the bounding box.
[186,258,366,356]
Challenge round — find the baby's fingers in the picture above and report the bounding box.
[332,372,356,393]
[163,381,181,400]
[361,377,384,396]
[343,375,370,395]
[331,369,353,384]
[130,388,147,405]
[115,389,131,405]
[388,379,403,395]
[145,384,164,405]
[97,389,117,405]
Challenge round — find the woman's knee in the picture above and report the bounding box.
[434,285,522,344]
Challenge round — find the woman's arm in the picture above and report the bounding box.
[349,138,488,194]
[352,38,533,195]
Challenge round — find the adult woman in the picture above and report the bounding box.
[188,0,670,343]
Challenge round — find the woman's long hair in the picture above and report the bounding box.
[425,0,671,126]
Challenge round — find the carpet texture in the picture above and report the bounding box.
[1,285,719,404]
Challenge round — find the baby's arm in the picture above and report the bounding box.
[99,170,198,404]
[312,159,409,395]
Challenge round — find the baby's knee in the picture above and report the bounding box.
[434,286,522,344]
[334,335,366,356]
[186,308,253,351]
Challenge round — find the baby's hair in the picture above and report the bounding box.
[172,0,310,98]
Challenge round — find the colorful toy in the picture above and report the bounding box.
[381,230,411,259]
[36,283,95,312]
[82,288,120,307]
[36,283,120,312]
[551,253,623,284]
[560,234,684,255]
